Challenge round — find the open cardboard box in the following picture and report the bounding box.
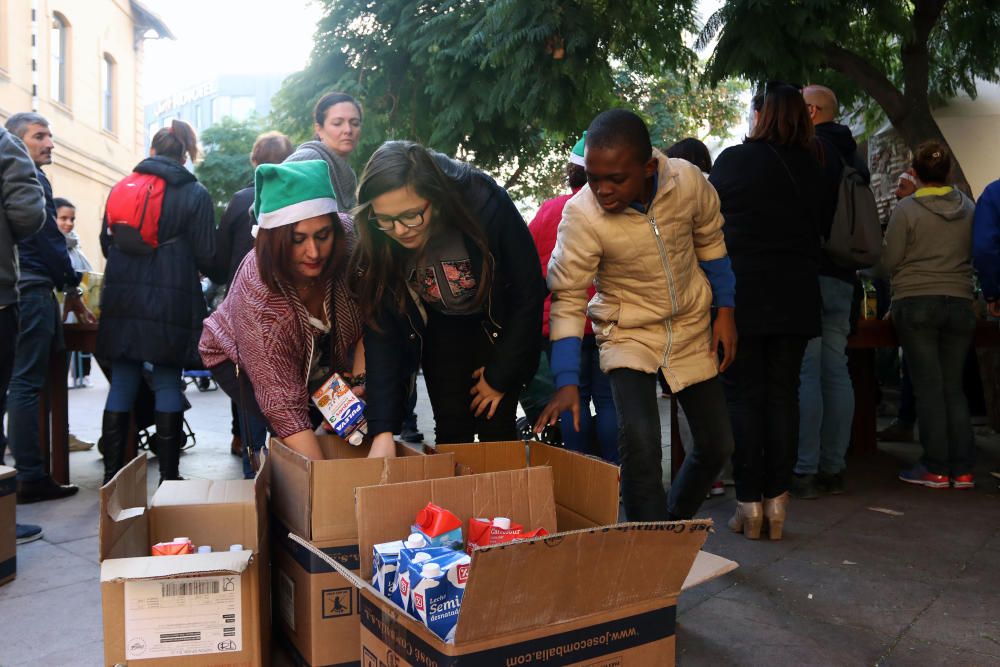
[99,455,270,666]
[294,459,737,666]
[0,465,14,586]
[269,435,456,666]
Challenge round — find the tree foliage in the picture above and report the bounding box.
[699,0,1000,188]
[272,0,705,198]
[195,116,263,219]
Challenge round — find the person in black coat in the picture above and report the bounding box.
[351,141,545,458]
[97,120,215,483]
[205,131,293,471]
[709,83,826,540]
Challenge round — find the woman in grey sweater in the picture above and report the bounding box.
[284,92,362,209]
[882,141,977,490]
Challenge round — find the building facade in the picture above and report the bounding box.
[0,0,170,270]
[143,72,288,145]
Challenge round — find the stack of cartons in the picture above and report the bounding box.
[269,436,456,666]
[99,455,270,666]
[0,465,15,586]
[296,441,737,666]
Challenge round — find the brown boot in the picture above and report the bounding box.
[230,435,243,458]
[728,501,763,539]
[763,492,790,540]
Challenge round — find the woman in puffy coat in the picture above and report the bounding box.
[98,120,215,483]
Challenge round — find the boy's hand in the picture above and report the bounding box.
[470,367,505,419]
[713,307,737,372]
[534,385,580,434]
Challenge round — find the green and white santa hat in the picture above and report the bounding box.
[569,132,587,166]
[252,160,338,236]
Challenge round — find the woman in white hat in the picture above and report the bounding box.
[200,160,367,465]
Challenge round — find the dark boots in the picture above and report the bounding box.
[155,411,185,483]
[101,411,131,485]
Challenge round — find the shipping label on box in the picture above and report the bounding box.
[123,575,243,660]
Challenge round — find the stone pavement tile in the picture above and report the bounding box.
[675,596,890,667]
[3,579,103,665]
[886,637,1000,666]
[713,555,941,637]
[0,540,96,602]
[827,497,998,550]
[699,503,826,573]
[12,639,105,667]
[902,589,1000,659]
[14,487,100,544]
[53,535,101,565]
[677,570,739,615]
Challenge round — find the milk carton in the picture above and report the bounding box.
[410,554,472,642]
[372,533,429,596]
[312,373,368,445]
[391,547,451,614]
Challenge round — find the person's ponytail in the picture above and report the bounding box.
[150,119,199,164]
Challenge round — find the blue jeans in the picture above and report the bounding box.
[553,336,619,464]
[797,276,855,476]
[6,286,62,482]
[891,296,976,476]
[105,360,184,413]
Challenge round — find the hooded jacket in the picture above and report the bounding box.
[973,178,1000,300]
[881,187,975,301]
[0,128,46,306]
[285,140,358,210]
[97,156,215,367]
[547,152,728,391]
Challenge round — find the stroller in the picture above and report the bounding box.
[95,358,197,455]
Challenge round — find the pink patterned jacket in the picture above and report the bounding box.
[199,221,363,437]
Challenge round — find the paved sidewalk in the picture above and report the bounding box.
[1,370,998,665]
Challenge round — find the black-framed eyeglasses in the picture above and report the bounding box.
[368,202,430,232]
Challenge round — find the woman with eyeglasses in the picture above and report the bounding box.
[352,141,545,456]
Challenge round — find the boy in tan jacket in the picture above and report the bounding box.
[536,109,736,520]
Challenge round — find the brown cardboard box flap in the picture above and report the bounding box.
[99,455,149,562]
[528,443,620,529]
[355,467,558,578]
[0,465,14,480]
[151,478,256,507]
[683,550,738,590]
[100,549,253,582]
[270,436,455,542]
[434,441,529,474]
[454,521,711,643]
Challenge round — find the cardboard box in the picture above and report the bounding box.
[297,464,737,666]
[269,436,456,666]
[99,455,270,666]
[0,465,15,586]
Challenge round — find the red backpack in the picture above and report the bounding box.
[105,172,166,254]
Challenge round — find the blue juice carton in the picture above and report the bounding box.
[410,553,472,643]
[390,546,455,614]
[372,534,429,597]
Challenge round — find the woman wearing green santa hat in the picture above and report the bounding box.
[200,160,368,463]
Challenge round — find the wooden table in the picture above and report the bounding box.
[847,318,1000,452]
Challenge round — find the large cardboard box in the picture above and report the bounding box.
[0,465,15,586]
[299,464,737,666]
[269,436,456,666]
[99,455,270,666]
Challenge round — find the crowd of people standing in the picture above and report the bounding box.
[2,79,999,545]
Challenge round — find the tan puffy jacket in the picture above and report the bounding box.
[548,152,728,391]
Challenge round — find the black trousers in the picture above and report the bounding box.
[421,310,518,444]
[608,369,733,520]
[722,334,810,501]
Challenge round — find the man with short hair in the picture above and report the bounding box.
[3,112,92,504]
[793,85,870,498]
[0,123,46,541]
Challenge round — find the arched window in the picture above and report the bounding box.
[102,53,116,132]
[50,13,69,104]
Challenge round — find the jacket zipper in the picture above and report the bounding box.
[648,214,678,374]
